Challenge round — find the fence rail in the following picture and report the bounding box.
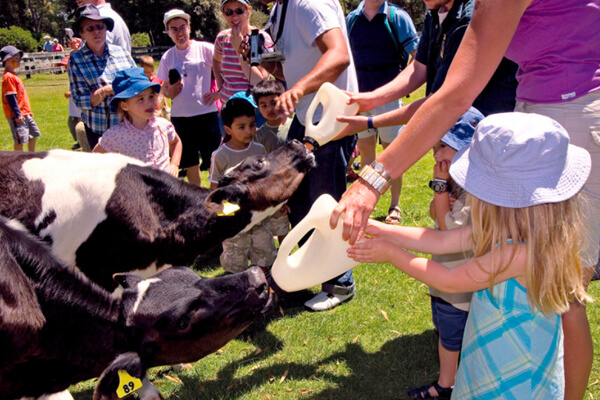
[0,46,171,77]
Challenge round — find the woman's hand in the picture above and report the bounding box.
[230,25,245,54]
[202,91,220,106]
[330,179,380,244]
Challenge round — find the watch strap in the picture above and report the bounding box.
[359,164,392,194]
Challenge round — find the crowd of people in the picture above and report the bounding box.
[2,0,599,398]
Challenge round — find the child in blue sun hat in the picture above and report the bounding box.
[348,112,592,399]
[93,67,182,176]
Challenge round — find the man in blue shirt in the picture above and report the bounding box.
[42,36,53,52]
[346,0,419,225]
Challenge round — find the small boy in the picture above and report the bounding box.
[252,79,291,243]
[139,55,170,119]
[209,92,276,274]
[406,107,483,400]
[252,79,290,153]
[1,46,41,152]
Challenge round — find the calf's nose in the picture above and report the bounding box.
[245,266,269,304]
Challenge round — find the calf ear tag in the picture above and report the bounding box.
[116,370,142,398]
[217,201,240,216]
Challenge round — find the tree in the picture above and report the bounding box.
[0,26,40,52]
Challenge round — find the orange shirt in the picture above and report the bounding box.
[2,70,32,119]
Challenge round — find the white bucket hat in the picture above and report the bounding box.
[449,112,591,208]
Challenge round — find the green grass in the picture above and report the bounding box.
[2,73,600,399]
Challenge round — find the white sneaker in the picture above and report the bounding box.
[304,290,355,311]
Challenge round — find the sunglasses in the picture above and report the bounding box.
[82,23,106,33]
[223,8,245,16]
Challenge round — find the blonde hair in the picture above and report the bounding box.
[468,193,591,315]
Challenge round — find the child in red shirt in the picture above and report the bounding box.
[1,46,41,151]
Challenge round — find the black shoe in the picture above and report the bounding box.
[71,142,81,150]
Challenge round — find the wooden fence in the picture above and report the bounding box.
[0,46,171,78]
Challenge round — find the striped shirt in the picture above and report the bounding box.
[214,28,273,103]
[68,43,135,135]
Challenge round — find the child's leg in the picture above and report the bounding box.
[27,137,36,152]
[562,266,594,400]
[14,142,24,151]
[437,341,460,389]
[186,165,201,186]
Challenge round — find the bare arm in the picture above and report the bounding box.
[332,0,531,244]
[168,134,183,177]
[277,27,351,116]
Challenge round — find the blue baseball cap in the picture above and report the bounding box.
[441,107,484,152]
[110,67,161,111]
[228,90,257,108]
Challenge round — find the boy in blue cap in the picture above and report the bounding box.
[406,107,484,400]
[93,67,182,176]
[209,92,276,274]
[1,45,41,152]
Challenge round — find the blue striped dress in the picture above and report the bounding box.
[452,279,564,399]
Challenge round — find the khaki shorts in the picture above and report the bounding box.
[268,210,290,237]
[220,220,276,273]
[515,90,600,267]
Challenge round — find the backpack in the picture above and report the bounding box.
[347,2,408,70]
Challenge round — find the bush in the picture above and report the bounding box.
[132,32,152,48]
[0,26,39,52]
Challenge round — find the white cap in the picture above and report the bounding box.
[163,9,191,29]
[44,35,50,39]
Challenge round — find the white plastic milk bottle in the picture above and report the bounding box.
[271,194,359,292]
[303,82,360,148]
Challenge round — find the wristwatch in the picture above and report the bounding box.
[429,178,448,193]
[359,161,392,194]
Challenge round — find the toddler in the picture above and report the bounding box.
[1,45,41,152]
[209,92,275,273]
[348,112,592,399]
[407,107,484,400]
[93,67,182,176]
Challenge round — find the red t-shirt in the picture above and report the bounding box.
[2,70,32,119]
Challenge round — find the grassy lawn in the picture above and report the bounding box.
[1,73,599,399]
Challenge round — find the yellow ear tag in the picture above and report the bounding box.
[116,370,143,398]
[217,201,240,216]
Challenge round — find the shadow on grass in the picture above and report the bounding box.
[163,329,439,400]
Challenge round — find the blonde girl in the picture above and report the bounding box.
[348,112,592,399]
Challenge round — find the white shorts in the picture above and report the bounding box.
[358,99,404,144]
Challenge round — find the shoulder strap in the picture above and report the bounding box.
[385,3,408,69]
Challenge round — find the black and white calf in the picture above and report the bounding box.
[0,217,273,400]
[0,140,314,291]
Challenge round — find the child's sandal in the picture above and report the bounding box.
[405,381,452,399]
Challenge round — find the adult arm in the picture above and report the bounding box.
[277,27,350,116]
[332,0,531,244]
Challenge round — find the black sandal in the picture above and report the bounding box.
[406,381,452,399]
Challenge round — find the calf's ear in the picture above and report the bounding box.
[205,183,248,214]
[113,272,142,289]
[93,352,146,400]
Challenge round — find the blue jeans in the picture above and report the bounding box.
[287,116,356,291]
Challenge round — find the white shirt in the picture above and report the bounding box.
[157,40,218,118]
[97,2,131,53]
[269,0,358,125]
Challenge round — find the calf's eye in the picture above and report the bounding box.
[177,315,190,330]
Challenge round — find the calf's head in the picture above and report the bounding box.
[206,139,315,221]
[117,266,272,366]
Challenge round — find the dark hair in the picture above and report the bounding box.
[252,79,285,103]
[221,97,256,128]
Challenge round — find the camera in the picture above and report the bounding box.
[249,29,284,67]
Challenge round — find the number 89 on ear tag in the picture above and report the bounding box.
[116,370,143,398]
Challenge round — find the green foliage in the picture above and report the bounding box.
[131,32,152,48]
[0,26,40,52]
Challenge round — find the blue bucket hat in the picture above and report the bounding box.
[441,107,484,152]
[110,67,161,111]
[0,45,23,63]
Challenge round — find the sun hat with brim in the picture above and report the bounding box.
[109,67,161,111]
[449,112,591,208]
[163,9,191,29]
[221,0,251,7]
[441,107,484,152]
[73,4,114,38]
[0,46,24,63]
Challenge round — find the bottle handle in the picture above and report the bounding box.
[303,93,321,141]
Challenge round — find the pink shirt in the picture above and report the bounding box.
[214,28,274,103]
[99,117,176,171]
[505,0,600,103]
